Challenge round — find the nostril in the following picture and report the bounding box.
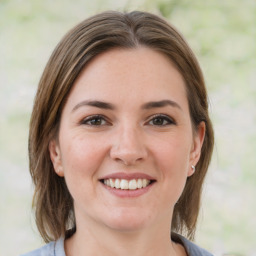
[110,131,147,165]
[110,148,147,166]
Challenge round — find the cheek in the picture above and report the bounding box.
[151,135,191,171]
[59,133,107,177]
[59,134,108,202]
[150,136,191,198]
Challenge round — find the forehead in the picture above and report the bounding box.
[65,47,188,111]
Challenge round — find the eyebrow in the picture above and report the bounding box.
[72,99,182,112]
[142,100,182,110]
[72,100,115,112]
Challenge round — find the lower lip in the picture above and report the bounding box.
[100,182,155,198]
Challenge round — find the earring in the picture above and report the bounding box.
[191,165,196,173]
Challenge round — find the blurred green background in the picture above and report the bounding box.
[0,0,255,255]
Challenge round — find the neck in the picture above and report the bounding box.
[65,213,180,256]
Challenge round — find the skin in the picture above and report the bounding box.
[49,47,205,256]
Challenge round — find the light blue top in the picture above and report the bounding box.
[20,238,65,256]
[20,234,213,256]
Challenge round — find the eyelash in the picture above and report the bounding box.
[147,114,176,126]
[80,115,110,126]
[80,114,176,127]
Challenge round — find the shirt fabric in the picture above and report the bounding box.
[20,233,213,256]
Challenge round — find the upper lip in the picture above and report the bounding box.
[99,172,156,181]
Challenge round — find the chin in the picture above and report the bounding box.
[103,209,152,232]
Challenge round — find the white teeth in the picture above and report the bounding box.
[120,179,129,189]
[137,179,143,189]
[104,179,111,186]
[129,179,137,190]
[115,179,120,189]
[142,179,148,188]
[110,179,115,188]
[103,178,151,190]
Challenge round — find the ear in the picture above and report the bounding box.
[49,139,64,177]
[187,121,205,177]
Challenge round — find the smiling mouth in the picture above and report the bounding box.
[100,178,155,190]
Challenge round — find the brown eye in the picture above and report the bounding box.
[81,115,108,126]
[148,115,175,126]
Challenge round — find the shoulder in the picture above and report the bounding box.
[19,242,55,256]
[20,238,65,256]
[172,233,214,256]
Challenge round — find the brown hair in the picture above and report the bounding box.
[29,10,214,242]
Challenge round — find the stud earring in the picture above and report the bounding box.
[191,165,196,173]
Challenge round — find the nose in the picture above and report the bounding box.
[110,124,148,166]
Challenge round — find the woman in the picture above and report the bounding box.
[22,10,214,256]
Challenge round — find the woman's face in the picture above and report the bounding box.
[49,47,204,233]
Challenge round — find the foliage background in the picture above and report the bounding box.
[0,0,255,255]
